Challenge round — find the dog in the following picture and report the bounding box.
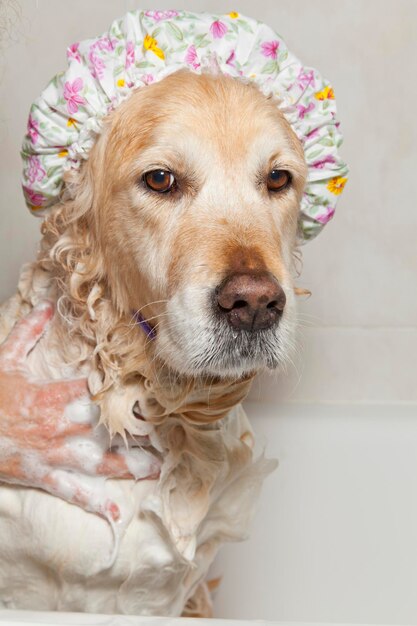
[0,70,307,616]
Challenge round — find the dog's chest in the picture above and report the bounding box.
[0,480,195,614]
[0,406,274,615]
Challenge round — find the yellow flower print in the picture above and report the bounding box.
[67,118,77,128]
[117,78,125,87]
[143,34,165,60]
[327,176,347,195]
[58,149,68,158]
[229,12,239,18]
[315,85,335,101]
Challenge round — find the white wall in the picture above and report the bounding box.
[0,1,416,623]
[212,402,417,624]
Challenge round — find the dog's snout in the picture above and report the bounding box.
[215,272,286,331]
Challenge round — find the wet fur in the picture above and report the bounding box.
[0,70,307,616]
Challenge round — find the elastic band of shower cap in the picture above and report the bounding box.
[21,9,348,241]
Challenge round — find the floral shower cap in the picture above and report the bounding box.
[21,9,348,241]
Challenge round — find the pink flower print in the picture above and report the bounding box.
[63,77,86,115]
[125,41,135,69]
[67,42,81,63]
[94,36,116,52]
[210,20,228,39]
[261,40,279,59]
[305,127,320,142]
[296,102,315,119]
[315,205,335,225]
[87,37,115,78]
[144,10,179,21]
[26,156,46,185]
[142,74,155,85]
[185,45,200,70]
[226,49,236,66]
[297,68,315,90]
[312,155,336,169]
[22,185,45,208]
[88,48,105,79]
[27,113,39,144]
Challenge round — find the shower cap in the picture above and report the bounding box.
[21,9,348,241]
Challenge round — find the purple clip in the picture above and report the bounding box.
[133,310,157,340]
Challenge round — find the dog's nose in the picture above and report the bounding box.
[215,272,286,331]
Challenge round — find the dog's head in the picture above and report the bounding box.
[69,70,307,379]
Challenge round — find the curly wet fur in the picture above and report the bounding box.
[0,70,309,615]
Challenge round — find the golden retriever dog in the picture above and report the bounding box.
[0,70,306,616]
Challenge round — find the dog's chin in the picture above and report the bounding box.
[155,318,294,380]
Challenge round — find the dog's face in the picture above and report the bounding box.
[86,71,307,378]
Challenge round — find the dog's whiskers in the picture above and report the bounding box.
[125,301,169,328]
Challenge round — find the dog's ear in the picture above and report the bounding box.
[38,124,112,315]
[60,122,110,224]
[61,166,93,223]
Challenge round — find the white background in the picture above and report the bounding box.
[0,1,416,623]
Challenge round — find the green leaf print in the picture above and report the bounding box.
[237,19,253,33]
[167,21,184,41]
[261,60,278,74]
[194,34,209,48]
[307,148,324,160]
[47,166,61,178]
[318,137,334,147]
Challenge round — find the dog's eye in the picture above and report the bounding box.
[267,169,291,192]
[143,170,176,193]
